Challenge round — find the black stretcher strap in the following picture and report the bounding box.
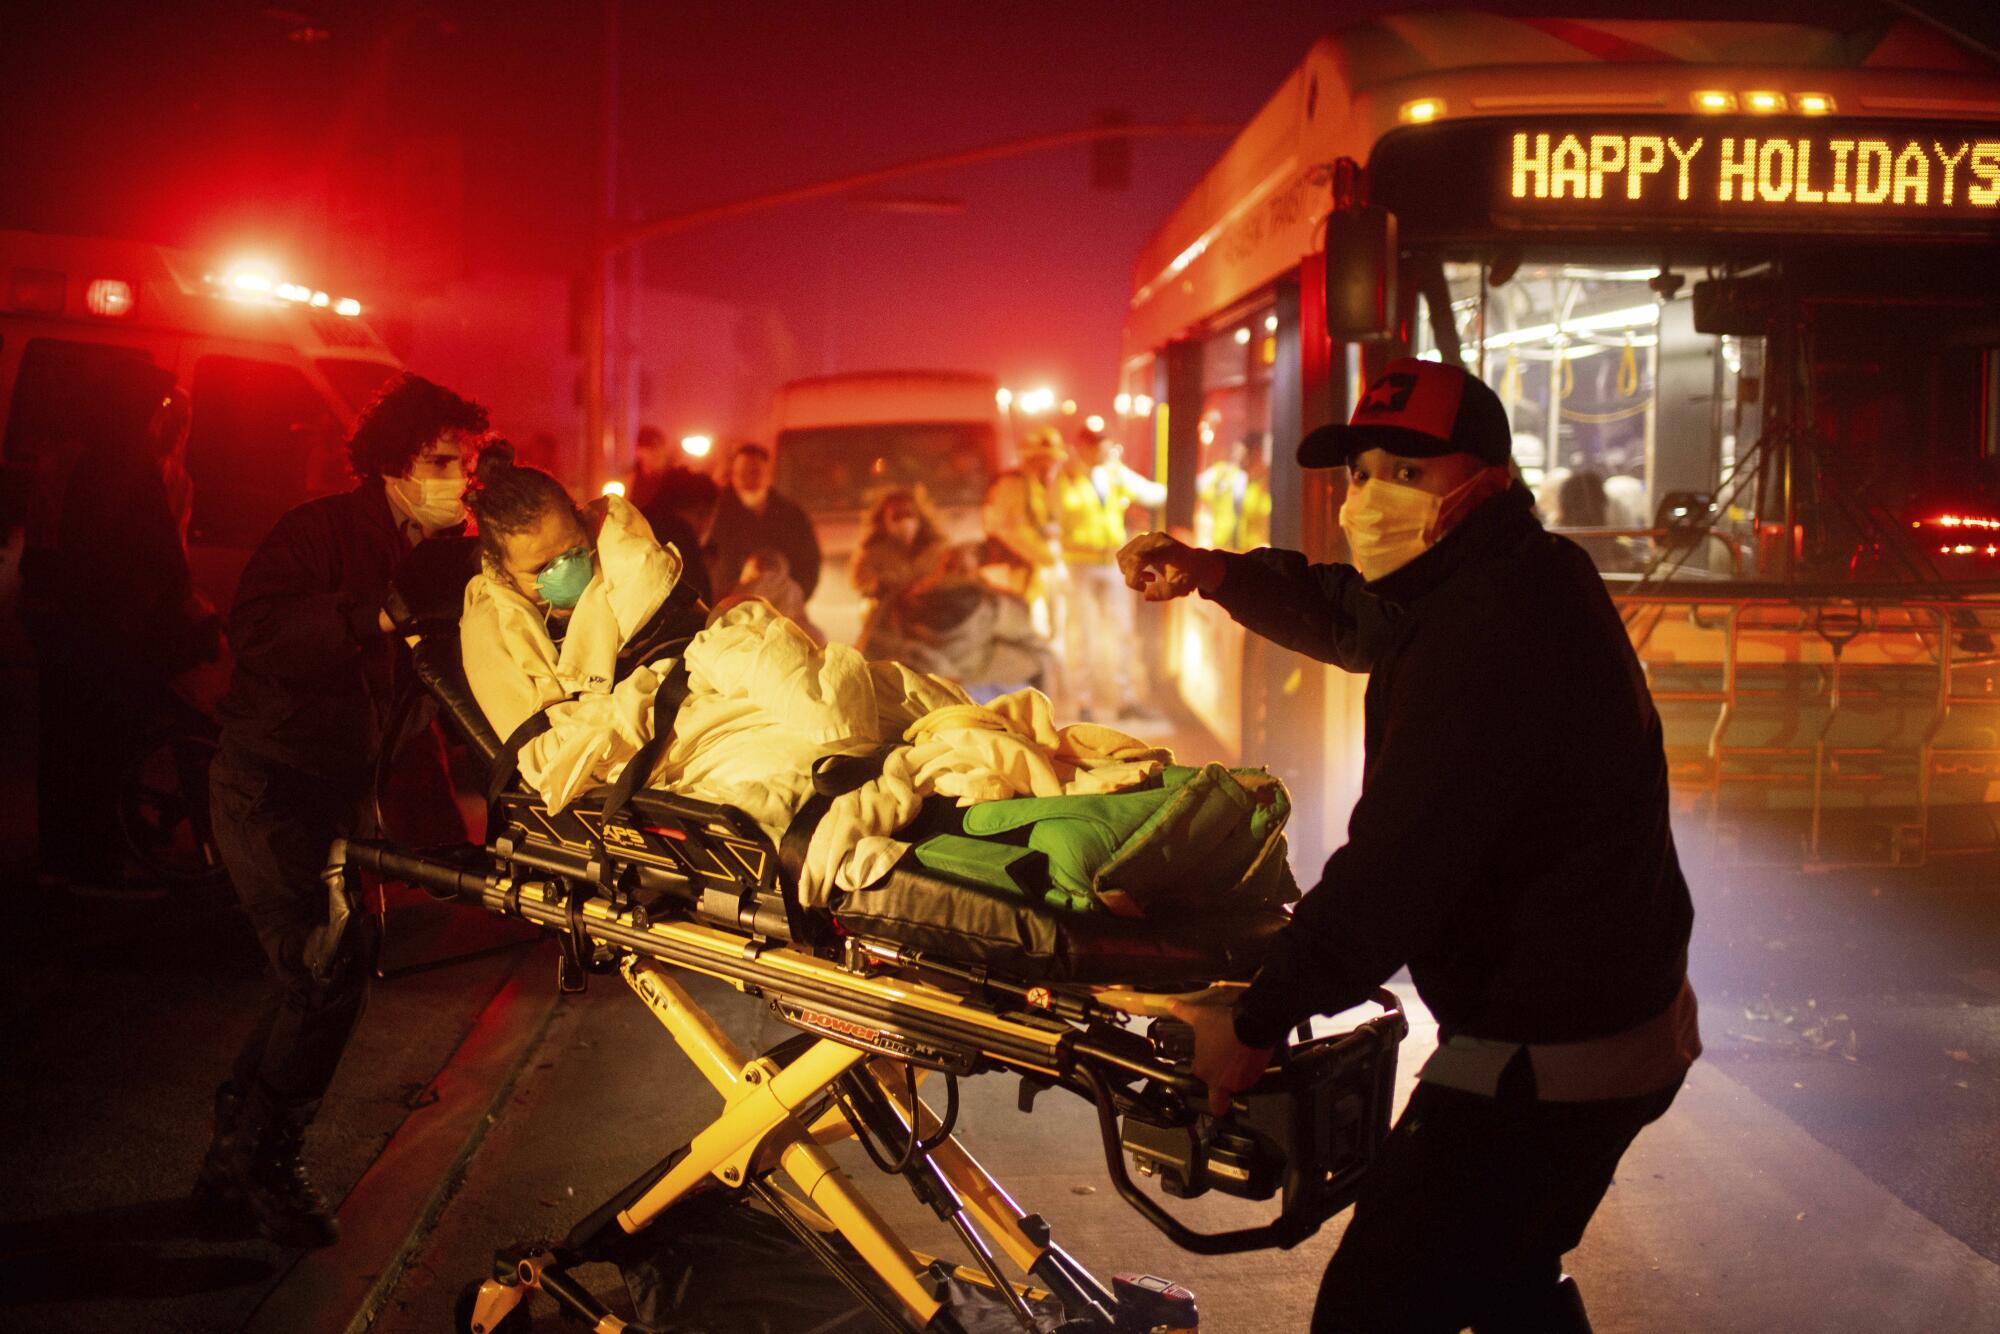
[776,745,901,904]
[485,709,556,808]
[595,646,695,838]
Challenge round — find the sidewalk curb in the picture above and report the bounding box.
[245,938,562,1334]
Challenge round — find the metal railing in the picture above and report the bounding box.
[1612,589,2000,868]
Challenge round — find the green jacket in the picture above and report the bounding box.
[918,764,1295,915]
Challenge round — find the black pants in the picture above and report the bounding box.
[1312,1072,1682,1333]
[208,750,378,1113]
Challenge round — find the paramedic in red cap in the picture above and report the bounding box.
[1118,358,1699,1334]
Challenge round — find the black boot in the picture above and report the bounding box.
[193,1081,253,1233]
[193,1085,339,1248]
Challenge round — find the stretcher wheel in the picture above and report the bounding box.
[454,1279,530,1334]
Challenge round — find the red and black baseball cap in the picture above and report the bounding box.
[1297,358,1512,469]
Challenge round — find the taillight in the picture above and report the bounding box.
[84,278,135,318]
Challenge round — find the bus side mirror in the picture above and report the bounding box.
[1692,277,1776,336]
[1324,206,1398,343]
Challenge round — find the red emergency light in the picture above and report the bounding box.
[84,278,135,318]
[1912,513,2000,559]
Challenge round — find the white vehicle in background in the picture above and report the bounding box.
[1,229,403,611]
[768,369,1012,646]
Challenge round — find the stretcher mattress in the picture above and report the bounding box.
[486,780,1291,989]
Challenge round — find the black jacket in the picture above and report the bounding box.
[1208,485,1693,1048]
[637,497,713,607]
[703,488,822,601]
[217,479,425,779]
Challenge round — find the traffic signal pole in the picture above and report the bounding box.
[579,119,1235,488]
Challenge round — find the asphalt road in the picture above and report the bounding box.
[1678,831,2000,1266]
[1,798,1995,1332]
[370,813,2000,1333]
[0,878,536,1334]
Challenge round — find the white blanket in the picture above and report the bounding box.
[461,501,1167,902]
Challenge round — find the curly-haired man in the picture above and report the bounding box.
[196,373,487,1247]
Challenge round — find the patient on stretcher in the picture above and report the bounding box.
[458,445,1293,915]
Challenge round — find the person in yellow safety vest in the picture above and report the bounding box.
[1056,425,1166,722]
[979,429,1069,646]
[1195,434,1274,553]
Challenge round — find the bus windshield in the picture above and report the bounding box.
[1412,253,2000,584]
[775,421,996,513]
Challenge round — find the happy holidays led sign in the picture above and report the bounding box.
[1497,122,2000,224]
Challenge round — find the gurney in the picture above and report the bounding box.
[337,569,1406,1333]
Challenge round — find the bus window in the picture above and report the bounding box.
[187,356,344,548]
[4,337,161,550]
[315,358,400,417]
[1411,262,1760,579]
[774,422,995,513]
[1195,309,1276,552]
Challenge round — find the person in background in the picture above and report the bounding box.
[1195,433,1274,554]
[731,547,824,645]
[980,428,1069,646]
[1121,359,1696,1333]
[851,488,952,656]
[1056,424,1165,722]
[703,442,820,603]
[629,425,713,605]
[197,373,488,1249]
[27,367,221,892]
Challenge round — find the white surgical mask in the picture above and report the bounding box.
[386,474,467,532]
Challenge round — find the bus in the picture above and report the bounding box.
[1121,13,2000,869]
[769,369,1012,645]
[1,230,403,611]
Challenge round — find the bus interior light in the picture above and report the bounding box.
[1061,399,1078,416]
[333,296,362,317]
[1085,414,1105,433]
[1264,314,1278,333]
[1233,326,1251,345]
[1132,394,1155,416]
[1400,97,1445,124]
[1794,92,1835,115]
[1692,90,1737,113]
[310,290,330,307]
[680,434,714,458]
[602,480,627,498]
[995,387,1013,409]
[1113,392,1132,415]
[1743,91,1787,114]
[84,278,134,317]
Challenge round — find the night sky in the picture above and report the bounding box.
[6,2,1996,429]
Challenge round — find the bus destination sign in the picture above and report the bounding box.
[1495,121,2000,228]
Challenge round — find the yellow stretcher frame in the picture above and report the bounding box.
[464,955,1187,1334]
[341,840,1403,1334]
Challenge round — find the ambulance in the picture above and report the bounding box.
[768,369,1012,645]
[1,229,404,607]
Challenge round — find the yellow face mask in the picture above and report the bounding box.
[1339,477,1441,582]
[1339,466,1514,582]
